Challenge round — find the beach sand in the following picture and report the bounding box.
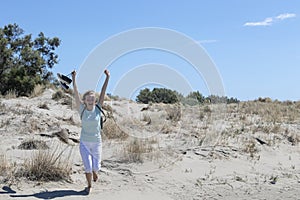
[0,89,299,200]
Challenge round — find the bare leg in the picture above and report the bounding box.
[85,173,92,194]
[92,171,98,182]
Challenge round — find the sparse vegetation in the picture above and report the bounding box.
[30,84,45,98]
[243,140,258,158]
[136,88,240,105]
[51,89,73,107]
[18,139,49,150]
[4,90,17,99]
[165,104,181,122]
[52,90,65,100]
[61,95,73,106]
[0,154,9,176]
[102,118,128,140]
[141,113,152,124]
[122,138,155,163]
[107,93,120,101]
[240,101,300,124]
[0,86,300,197]
[17,146,72,182]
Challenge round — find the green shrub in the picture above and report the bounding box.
[136,88,179,104]
[186,91,205,103]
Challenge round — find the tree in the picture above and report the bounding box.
[151,88,178,104]
[136,88,179,104]
[0,23,60,96]
[186,91,205,104]
[227,97,240,104]
[136,88,152,103]
[205,95,239,104]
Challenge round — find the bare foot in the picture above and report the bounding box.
[84,186,91,195]
[92,171,98,182]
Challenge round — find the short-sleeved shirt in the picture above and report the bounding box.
[79,104,101,142]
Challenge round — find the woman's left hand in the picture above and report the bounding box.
[104,69,110,77]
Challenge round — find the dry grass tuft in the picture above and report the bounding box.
[17,146,72,182]
[0,101,7,112]
[165,104,181,122]
[160,124,173,134]
[0,154,19,185]
[141,113,151,124]
[243,140,258,158]
[203,105,212,113]
[0,154,10,176]
[102,103,113,113]
[4,90,17,99]
[102,119,128,140]
[122,138,155,163]
[30,84,45,98]
[240,101,300,124]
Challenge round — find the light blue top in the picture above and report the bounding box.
[79,104,101,142]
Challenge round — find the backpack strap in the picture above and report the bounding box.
[80,105,86,120]
[97,104,106,129]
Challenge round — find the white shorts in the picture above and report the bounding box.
[79,141,102,173]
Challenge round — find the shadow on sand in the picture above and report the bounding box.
[0,186,17,194]
[0,186,88,199]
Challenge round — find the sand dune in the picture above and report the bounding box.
[0,89,299,199]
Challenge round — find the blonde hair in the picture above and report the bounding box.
[82,90,99,102]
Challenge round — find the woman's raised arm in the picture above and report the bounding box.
[98,69,110,106]
[72,71,82,111]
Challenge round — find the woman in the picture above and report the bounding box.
[72,69,110,194]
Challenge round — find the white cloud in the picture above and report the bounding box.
[276,13,296,20]
[244,17,273,26]
[244,13,296,27]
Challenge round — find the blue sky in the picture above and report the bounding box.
[1,0,299,101]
